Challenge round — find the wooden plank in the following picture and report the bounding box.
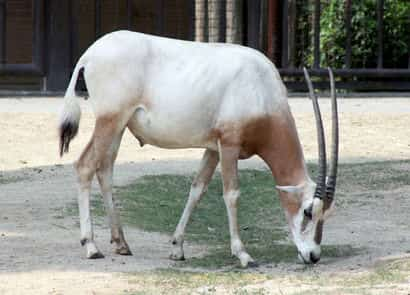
[46,0,71,91]
[95,0,101,38]
[204,0,209,41]
[196,0,208,42]
[0,0,45,76]
[0,63,43,76]
[246,0,261,49]
[32,0,45,74]
[218,0,226,42]
[267,0,274,60]
[313,0,320,68]
[377,0,384,69]
[279,68,410,78]
[187,0,195,40]
[156,0,164,36]
[344,0,352,68]
[288,0,296,67]
[5,0,34,64]
[127,0,133,30]
[285,80,410,92]
[226,0,243,44]
[0,0,5,64]
[208,0,226,42]
[281,0,288,68]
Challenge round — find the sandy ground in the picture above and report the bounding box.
[1,97,410,294]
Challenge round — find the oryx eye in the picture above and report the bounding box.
[304,207,313,220]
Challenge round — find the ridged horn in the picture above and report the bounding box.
[325,68,339,200]
[303,67,327,200]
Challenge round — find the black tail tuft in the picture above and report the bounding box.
[59,120,79,157]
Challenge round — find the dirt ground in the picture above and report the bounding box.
[1,97,410,294]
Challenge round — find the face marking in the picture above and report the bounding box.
[276,181,331,265]
[315,220,324,244]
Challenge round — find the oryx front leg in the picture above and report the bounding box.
[219,143,255,268]
[170,149,219,261]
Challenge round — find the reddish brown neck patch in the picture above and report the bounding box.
[210,112,308,186]
[252,114,308,186]
[278,191,302,217]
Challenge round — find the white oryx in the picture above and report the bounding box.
[59,31,339,267]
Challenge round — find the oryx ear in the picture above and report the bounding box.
[276,185,304,194]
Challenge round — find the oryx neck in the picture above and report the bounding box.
[259,110,309,187]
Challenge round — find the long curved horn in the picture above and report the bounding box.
[303,67,326,199]
[325,68,339,200]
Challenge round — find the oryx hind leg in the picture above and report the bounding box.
[75,137,103,259]
[94,125,131,256]
[170,149,219,260]
[75,113,130,258]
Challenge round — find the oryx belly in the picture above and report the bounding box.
[127,103,218,150]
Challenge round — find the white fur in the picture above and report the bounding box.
[278,180,326,263]
[291,199,321,263]
[63,31,288,150]
[311,197,324,218]
[276,184,305,194]
[59,56,85,128]
[59,96,81,126]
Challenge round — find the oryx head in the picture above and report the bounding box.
[277,68,339,264]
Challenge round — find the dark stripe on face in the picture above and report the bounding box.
[301,203,313,232]
[315,220,324,244]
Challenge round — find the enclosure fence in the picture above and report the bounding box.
[0,0,409,94]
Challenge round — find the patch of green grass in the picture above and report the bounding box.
[117,170,286,245]
[184,242,357,269]
[77,168,359,268]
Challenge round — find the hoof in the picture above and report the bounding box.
[169,253,185,261]
[238,252,256,268]
[247,261,259,268]
[169,241,185,261]
[88,251,105,259]
[115,247,133,256]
